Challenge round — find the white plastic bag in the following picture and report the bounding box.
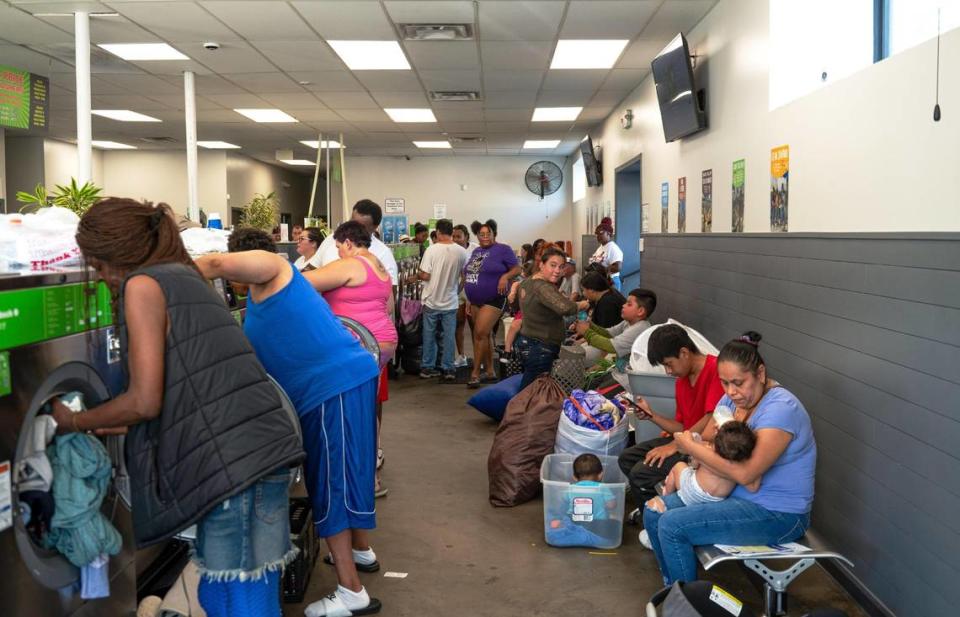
[628,319,720,373]
[0,207,81,272]
[555,413,629,457]
[180,227,231,256]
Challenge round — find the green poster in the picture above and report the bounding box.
[0,64,49,131]
[732,159,745,233]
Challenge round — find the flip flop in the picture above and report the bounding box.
[467,377,481,388]
[322,553,381,573]
[305,593,382,617]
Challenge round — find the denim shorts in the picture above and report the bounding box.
[193,468,297,581]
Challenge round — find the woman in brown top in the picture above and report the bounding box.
[516,247,590,388]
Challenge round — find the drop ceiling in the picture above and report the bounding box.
[0,0,717,171]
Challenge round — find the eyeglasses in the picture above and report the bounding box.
[477,232,493,238]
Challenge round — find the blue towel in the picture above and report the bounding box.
[44,433,121,567]
[545,522,608,548]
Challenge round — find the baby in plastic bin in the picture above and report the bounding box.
[550,453,618,528]
[645,421,757,512]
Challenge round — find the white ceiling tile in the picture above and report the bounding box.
[419,70,480,91]
[396,122,439,132]
[259,92,326,110]
[535,90,594,106]
[384,1,475,23]
[204,2,317,41]
[370,91,429,107]
[616,38,673,70]
[161,74,247,95]
[357,132,413,143]
[288,71,365,92]
[588,90,629,108]
[36,14,158,44]
[579,106,614,121]
[434,107,484,121]
[483,70,544,92]
[405,41,479,70]
[601,68,649,92]
[478,1,564,41]
[541,70,609,91]
[292,1,396,39]
[251,41,342,71]
[441,121,484,132]
[430,99,482,112]
[485,121,530,133]
[352,71,424,92]
[0,6,74,44]
[487,148,521,155]
[314,91,379,109]
[224,72,304,93]
[480,41,552,70]
[0,44,73,75]
[203,93,272,108]
[181,41,276,73]
[32,42,144,74]
[147,94,223,110]
[482,90,537,109]
[483,109,531,121]
[560,1,660,38]
[126,58,213,76]
[302,120,356,131]
[293,108,346,122]
[350,121,407,133]
[107,1,242,42]
[98,73,183,94]
[196,109,249,122]
[91,94,169,109]
[640,1,718,39]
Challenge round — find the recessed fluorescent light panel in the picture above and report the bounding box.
[328,41,410,70]
[92,109,161,122]
[91,140,136,150]
[234,109,298,123]
[300,140,342,149]
[385,108,436,123]
[413,141,451,149]
[98,43,188,61]
[279,159,316,166]
[197,141,240,149]
[523,140,561,149]
[532,107,582,122]
[550,40,629,69]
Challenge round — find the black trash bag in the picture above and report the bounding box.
[646,582,756,617]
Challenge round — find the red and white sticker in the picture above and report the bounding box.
[0,461,11,532]
[572,497,594,522]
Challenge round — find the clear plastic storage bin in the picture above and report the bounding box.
[540,453,627,549]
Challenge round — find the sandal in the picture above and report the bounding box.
[467,377,481,389]
[480,373,499,384]
[305,592,382,617]
[322,553,381,573]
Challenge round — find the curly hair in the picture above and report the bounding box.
[228,227,277,253]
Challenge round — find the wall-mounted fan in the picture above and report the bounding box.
[525,161,563,200]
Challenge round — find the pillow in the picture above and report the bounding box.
[467,374,524,422]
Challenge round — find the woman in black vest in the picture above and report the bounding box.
[51,199,304,617]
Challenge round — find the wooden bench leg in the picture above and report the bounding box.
[743,557,817,617]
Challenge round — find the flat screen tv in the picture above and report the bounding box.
[651,33,707,142]
[580,136,602,187]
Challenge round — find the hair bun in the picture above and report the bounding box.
[739,331,762,346]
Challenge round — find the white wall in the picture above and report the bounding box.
[573,0,960,258]
[44,138,104,190]
[225,153,315,227]
[345,155,572,250]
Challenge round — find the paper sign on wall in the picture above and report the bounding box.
[732,159,745,233]
[701,169,713,233]
[677,177,687,233]
[384,198,405,213]
[660,182,669,232]
[433,203,447,219]
[770,145,789,232]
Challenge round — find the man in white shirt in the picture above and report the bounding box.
[417,219,468,381]
[559,258,581,300]
[317,199,398,285]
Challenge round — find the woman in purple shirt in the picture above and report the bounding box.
[463,219,521,387]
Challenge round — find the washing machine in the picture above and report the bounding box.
[0,270,143,616]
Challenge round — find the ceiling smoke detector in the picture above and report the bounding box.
[430,91,481,102]
[400,24,474,41]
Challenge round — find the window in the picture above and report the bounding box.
[887,0,960,56]
[572,157,586,202]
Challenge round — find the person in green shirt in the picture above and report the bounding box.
[575,288,657,367]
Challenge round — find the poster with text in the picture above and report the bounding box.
[0,65,48,132]
[770,145,789,232]
[677,177,687,233]
[732,159,745,232]
[660,182,669,232]
[701,169,713,232]
[384,197,404,213]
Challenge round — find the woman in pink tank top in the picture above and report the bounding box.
[304,221,397,366]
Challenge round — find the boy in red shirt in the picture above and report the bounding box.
[617,324,725,523]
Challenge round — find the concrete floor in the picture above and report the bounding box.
[287,374,866,617]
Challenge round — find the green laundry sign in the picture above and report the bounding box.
[0,64,49,131]
[0,282,113,351]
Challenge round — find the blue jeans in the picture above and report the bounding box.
[422,307,458,372]
[515,334,560,389]
[643,493,810,585]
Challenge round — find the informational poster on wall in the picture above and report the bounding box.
[732,159,745,233]
[0,64,49,131]
[770,145,789,232]
[660,182,669,232]
[384,197,405,213]
[433,203,447,219]
[677,177,687,233]
[381,214,407,244]
[701,169,713,232]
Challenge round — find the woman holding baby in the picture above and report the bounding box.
[642,331,818,586]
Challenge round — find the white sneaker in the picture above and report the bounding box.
[454,355,468,367]
[639,529,652,550]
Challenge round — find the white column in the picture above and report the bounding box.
[183,70,199,222]
[325,134,331,226]
[74,12,92,184]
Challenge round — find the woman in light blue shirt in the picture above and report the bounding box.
[642,331,817,585]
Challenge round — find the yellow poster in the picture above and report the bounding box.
[770,145,789,232]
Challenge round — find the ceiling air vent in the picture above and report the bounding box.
[430,91,481,102]
[449,135,485,144]
[138,136,178,144]
[400,24,474,41]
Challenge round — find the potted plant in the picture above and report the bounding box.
[15,183,50,211]
[240,192,280,231]
[16,178,102,216]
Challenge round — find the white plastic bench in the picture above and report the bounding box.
[695,529,853,617]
